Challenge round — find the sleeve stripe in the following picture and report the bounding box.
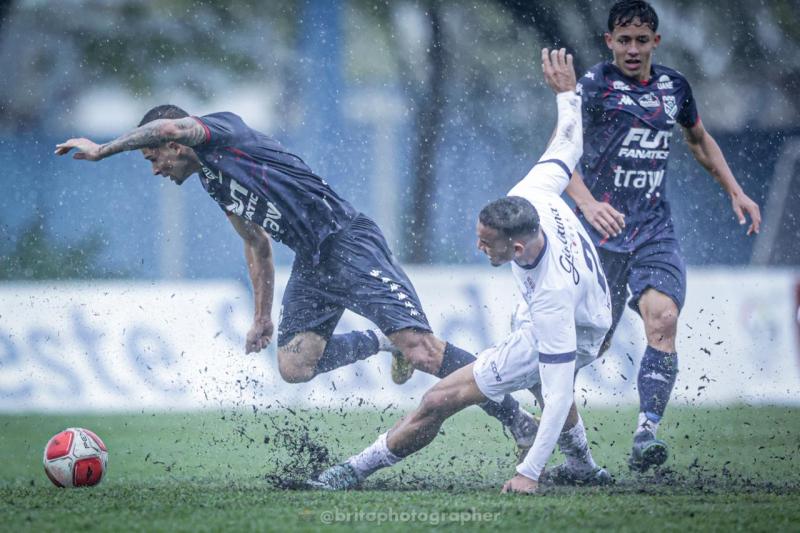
[539,351,577,364]
[192,116,211,143]
[535,159,571,180]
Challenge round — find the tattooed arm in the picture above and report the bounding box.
[54,117,207,161]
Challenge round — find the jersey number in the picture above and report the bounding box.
[578,233,607,294]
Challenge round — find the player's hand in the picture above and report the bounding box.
[501,474,539,494]
[245,317,274,354]
[731,191,761,236]
[541,47,576,94]
[54,138,104,161]
[578,198,626,239]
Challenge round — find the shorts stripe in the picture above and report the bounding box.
[539,351,577,364]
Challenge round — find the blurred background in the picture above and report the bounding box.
[0,0,798,411]
[1,0,798,276]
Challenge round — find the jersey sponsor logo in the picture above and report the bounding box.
[583,71,595,80]
[201,166,223,184]
[657,74,674,90]
[618,147,669,159]
[612,166,665,197]
[618,127,671,159]
[662,95,678,122]
[549,205,580,285]
[261,201,282,233]
[622,128,671,149]
[619,94,635,106]
[226,179,260,224]
[613,80,631,91]
[638,92,660,108]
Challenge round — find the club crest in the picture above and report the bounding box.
[662,95,678,120]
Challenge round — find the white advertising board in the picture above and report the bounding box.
[0,267,798,412]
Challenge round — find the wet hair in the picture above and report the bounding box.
[479,196,540,238]
[608,0,659,32]
[138,104,189,127]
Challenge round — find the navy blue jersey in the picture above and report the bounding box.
[576,62,699,252]
[192,112,357,264]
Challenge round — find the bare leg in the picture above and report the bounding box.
[636,288,679,435]
[386,364,488,456]
[330,363,491,485]
[639,288,678,353]
[276,332,327,383]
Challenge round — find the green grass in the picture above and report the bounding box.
[2,406,799,531]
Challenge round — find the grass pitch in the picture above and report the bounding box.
[1,405,799,532]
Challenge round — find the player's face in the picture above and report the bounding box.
[141,144,196,185]
[476,222,515,267]
[605,19,660,81]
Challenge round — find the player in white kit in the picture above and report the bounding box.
[309,48,612,494]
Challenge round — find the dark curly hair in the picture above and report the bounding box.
[608,0,659,32]
[138,104,189,127]
[479,196,540,238]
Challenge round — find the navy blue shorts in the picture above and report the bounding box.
[276,214,432,346]
[598,236,686,335]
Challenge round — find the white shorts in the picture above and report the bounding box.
[473,320,606,404]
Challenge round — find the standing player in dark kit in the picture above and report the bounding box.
[566,0,761,471]
[55,107,537,450]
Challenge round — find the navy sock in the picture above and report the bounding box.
[637,346,678,423]
[435,342,477,378]
[314,331,380,374]
[480,394,520,427]
[438,343,519,427]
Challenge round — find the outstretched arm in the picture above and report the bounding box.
[505,358,576,493]
[511,295,577,488]
[538,48,582,175]
[54,117,207,161]
[228,214,276,354]
[683,120,761,235]
[508,48,582,199]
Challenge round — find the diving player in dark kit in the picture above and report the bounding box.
[55,106,538,453]
[565,0,761,472]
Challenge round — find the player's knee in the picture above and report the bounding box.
[276,333,326,383]
[644,305,678,336]
[276,359,315,383]
[276,348,318,384]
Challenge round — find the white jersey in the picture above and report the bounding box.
[507,92,611,360]
[502,91,611,482]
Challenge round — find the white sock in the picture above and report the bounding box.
[635,412,660,437]
[346,433,402,479]
[557,416,597,474]
[371,329,395,352]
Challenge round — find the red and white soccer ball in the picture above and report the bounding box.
[43,428,108,488]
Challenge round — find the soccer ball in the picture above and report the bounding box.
[43,428,108,488]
